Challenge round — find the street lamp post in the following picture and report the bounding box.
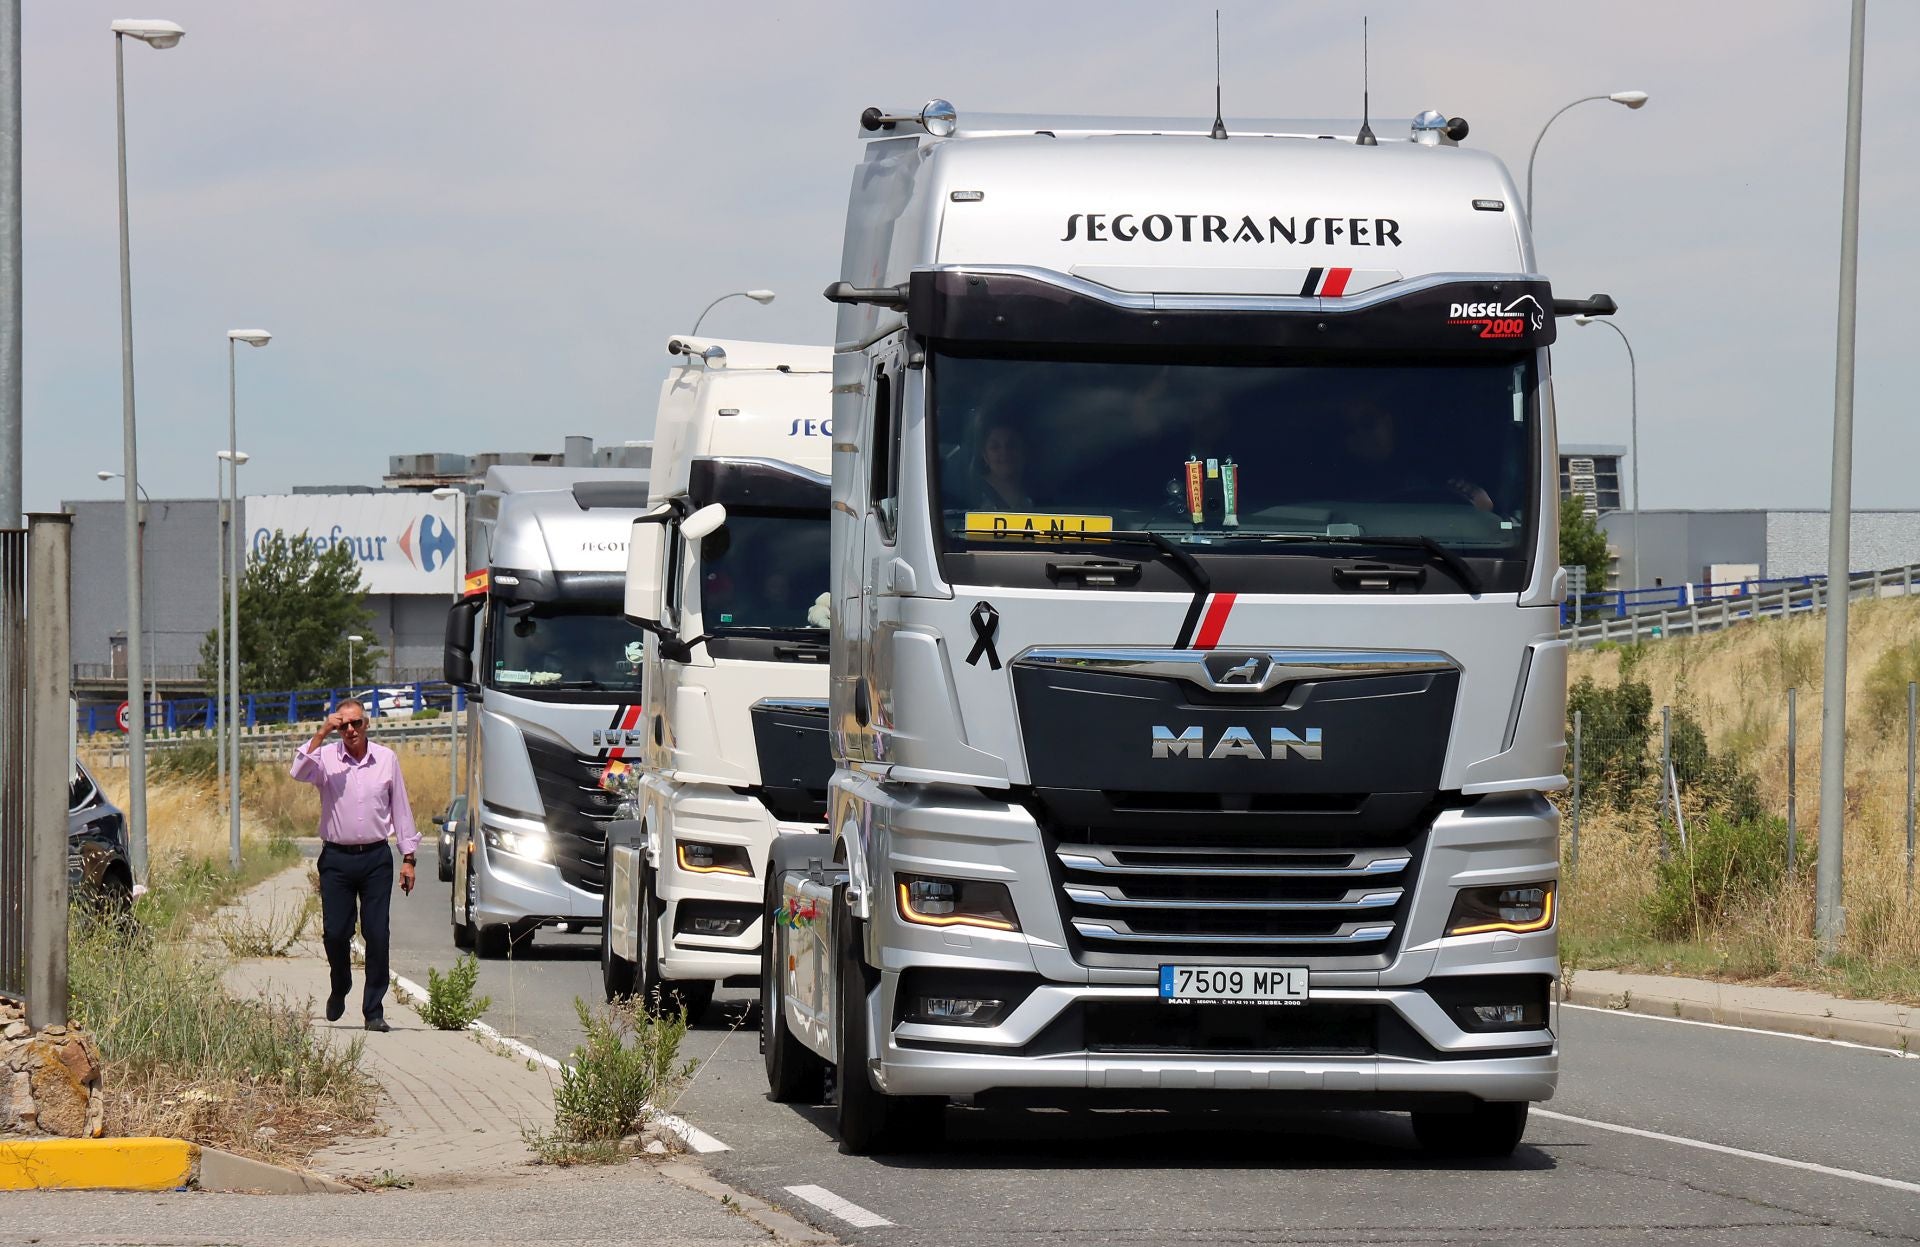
[95,470,155,711]
[110,16,184,884]
[689,289,775,336]
[347,634,364,691]
[1573,316,1640,590]
[215,447,247,871]
[225,330,269,866]
[1525,91,1648,220]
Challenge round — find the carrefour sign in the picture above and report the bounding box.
[245,494,463,595]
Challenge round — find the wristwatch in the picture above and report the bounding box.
[402,853,417,865]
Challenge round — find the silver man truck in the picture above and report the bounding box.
[604,337,833,1020]
[762,104,1599,1155]
[443,466,652,957]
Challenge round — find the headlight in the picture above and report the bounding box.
[896,874,1019,932]
[484,826,551,862]
[1446,883,1554,936]
[676,841,752,877]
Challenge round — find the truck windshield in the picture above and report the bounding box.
[698,510,830,634]
[930,349,1536,571]
[488,601,645,695]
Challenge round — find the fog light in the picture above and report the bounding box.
[689,915,747,936]
[1469,1002,1541,1028]
[1446,882,1555,936]
[905,995,1007,1026]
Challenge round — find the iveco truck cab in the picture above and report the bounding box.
[444,466,651,958]
[603,337,833,1020]
[763,103,1603,1155]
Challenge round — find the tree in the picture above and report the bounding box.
[1559,495,1612,598]
[199,530,382,693]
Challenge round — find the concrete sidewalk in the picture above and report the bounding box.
[1564,968,1919,1053]
[201,864,826,1243]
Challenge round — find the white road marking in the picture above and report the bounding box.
[1535,1109,1920,1196]
[371,951,733,1153]
[1562,1001,1919,1059]
[784,1184,895,1229]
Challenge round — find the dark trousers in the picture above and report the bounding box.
[317,842,393,1021]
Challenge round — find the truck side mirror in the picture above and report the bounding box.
[443,596,483,689]
[625,515,669,625]
[682,503,727,542]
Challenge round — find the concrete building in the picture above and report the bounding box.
[1558,443,1627,517]
[1600,508,1920,589]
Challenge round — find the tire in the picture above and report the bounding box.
[451,866,473,950]
[454,854,478,951]
[832,883,943,1155]
[1411,1101,1530,1159]
[475,923,511,959]
[437,834,454,884]
[633,866,711,1024]
[763,868,828,1103]
[602,877,637,1001]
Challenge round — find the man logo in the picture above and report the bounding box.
[1151,725,1324,761]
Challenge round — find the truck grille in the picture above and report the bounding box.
[1050,834,1425,969]
[522,734,620,896]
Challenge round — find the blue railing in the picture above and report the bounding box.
[1560,574,1824,626]
[77,679,466,736]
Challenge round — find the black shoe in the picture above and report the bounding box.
[365,1016,391,1033]
[325,995,345,1022]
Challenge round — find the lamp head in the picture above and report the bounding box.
[1609,91,1649,109]
[228,328,272,347]
[745,290,776,305]
[217,449,251,465]
[111,20,184,48]
[431,487,460,499]
[347,635,364,644]
[1574,315,1595,325]
[97,470,116,482]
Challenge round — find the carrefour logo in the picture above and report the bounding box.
[398,514,456,572]
[253,513,455,572]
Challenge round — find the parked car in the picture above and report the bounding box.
[435,794,468,883]
[362,686,421,716]
[68,761,132,912]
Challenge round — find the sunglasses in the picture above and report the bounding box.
[340,719,367,732]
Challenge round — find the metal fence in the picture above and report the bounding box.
[75,678,466,736]
[1565,685,1919,900]
[1562,563,1920,650]
[0,527,25,1002]
[86,711,465,768]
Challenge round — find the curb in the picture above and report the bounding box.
[1563,983,1918,1054]
[660,1161,838,1244]
[0,1137,350,1193]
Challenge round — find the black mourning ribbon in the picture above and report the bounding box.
[965,601,1002,670]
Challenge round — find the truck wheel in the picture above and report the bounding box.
[475,923,510,959]
[832,884,943,1155]
[601,882,636,1001]
[1410,1101,1529,1158]
[451,864,473,950]
[763,868,828,1103]
[633,867,711,1023]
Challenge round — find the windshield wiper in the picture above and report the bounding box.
[1017,528,1211,599]
[1247,533,1483,596]
[545,678,614,691]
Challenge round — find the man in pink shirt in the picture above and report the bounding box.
[290,698,418,1032]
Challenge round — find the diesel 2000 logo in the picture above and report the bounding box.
[1447,295,1545,340]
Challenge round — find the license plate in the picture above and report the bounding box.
[1159,965,1309,1005]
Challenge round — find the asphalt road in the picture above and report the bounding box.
[375,857,1920,1245]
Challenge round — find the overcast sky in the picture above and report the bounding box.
[21,1,1917,514]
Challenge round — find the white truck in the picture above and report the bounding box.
[762,103,1604,1155]
[603,337,833,1020]
[442,466,652,957]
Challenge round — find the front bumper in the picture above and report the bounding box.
[657,787,823,982]
[848,780,1560,1103]
[473,813,602,926]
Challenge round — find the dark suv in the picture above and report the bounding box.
[68,762,132,911]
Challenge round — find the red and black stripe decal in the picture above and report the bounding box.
[1298,267,1354,297]
[1173,591,1238,650]
[600,703,642,759]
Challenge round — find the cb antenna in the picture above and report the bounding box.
[1356,16,1377,145]
[1209,9,1228,140]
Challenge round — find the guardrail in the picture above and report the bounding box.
[75,679,466,736]
[1563,563,1920,648]
[85,712,466,768]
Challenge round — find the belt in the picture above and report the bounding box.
[321,839,388,855]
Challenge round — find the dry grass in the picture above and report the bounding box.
[243,739,454,841]
[1567,597,1920,1002]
